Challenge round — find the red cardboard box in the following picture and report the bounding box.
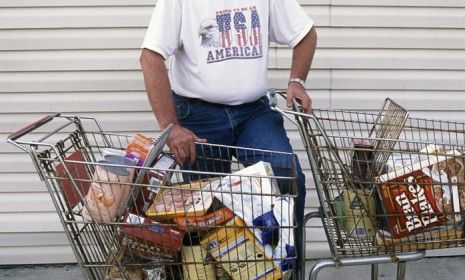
[377,151,461,238]
[122,213,184,257]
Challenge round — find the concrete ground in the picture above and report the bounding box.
[1,257,464,280]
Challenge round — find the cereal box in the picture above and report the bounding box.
[377,150,461,238]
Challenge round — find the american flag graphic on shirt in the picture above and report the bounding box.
[217,13,233,48]
[234,12,248,46]
[250,9,262,45]
[203,6,263,64]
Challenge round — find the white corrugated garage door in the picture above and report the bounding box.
[1,0,465,265]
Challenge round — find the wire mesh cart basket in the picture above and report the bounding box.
[269,89,465,280]
[8,114,303,280]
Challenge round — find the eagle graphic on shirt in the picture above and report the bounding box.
[199,6,263,64]
[199,19,220,48]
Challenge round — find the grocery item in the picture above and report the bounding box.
[141,153,178,212]
[55,149,91,209]
[142,265,167,280]
[350,138,374,185]
[377,150,462,238]
[148,153,177,189]
[104,248,145,280]
[81,156,136,223]
[105,266,145,280]
[181,245,216,280]
[332,195,347,232]
[214,263,231,280]
[200,216,282,280]
[125,133,155,166]
[376,227,463,253]
[145,179,217,220]
[122,213,184,256]
[272,196,296,272]
[430,155,465,219]
[173,207,235,231]
[102,148,127,158]
[212,161,280,245]
[343,188,376,238]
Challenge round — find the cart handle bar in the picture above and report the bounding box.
[7,113,61,141]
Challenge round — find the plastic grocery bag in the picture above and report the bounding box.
[212,161,280,246]
[272,196,296,271]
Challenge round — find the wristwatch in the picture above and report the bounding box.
[288,77,305,88]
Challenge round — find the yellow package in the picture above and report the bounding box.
[200,217,281,280]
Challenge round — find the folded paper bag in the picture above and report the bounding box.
[82,156,135,223]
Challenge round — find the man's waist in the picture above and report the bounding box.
[172,92,267,108]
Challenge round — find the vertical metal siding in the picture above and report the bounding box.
[1,0,465,264]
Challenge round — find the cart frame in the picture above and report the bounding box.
[268,89,465,280]
[8,113,304,280]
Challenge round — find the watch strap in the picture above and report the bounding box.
[288,77,305,88]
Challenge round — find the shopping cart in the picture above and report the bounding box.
[7,113,302,280]
[269,89,465,280]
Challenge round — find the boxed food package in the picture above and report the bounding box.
[55,149,91,210]
[181,245,216,280]
[145,179,217,220]
[140,153,178,213]
[428,154,465,217]
[125,133,155,166]
[148,153,177,190]
[376,227,463,253]
[173,207,235,231]
[377,150,462,238]
[121,213,184,260]
[200,216,282,280]
[212,161,280,246]
[214,263,232,280]
[233,161,280,195]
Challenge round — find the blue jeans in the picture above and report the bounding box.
[172,92,306,270]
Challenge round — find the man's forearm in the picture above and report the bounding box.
[140,48,177,130]
[290,27,317,81]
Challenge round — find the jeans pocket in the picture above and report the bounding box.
[173,95,190,120]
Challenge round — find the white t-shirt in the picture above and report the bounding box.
[142,0,313,105]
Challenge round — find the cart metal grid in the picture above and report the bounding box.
[269,89,465,280]
[7,114,302,280]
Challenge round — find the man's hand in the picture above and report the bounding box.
[167,124,207,165]
[286,83,312,113]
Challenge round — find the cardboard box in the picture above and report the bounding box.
[148,153,177,190]
[181,245,216,280]
[121,213,184,260]
[55,149,91,209]
[125,133,155,165]
[140,153,178,213]
[200,217,282,280]
[145,179,217,220]
[376,228,464,253]
[377,150,461,238]
[173,207,235,231]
